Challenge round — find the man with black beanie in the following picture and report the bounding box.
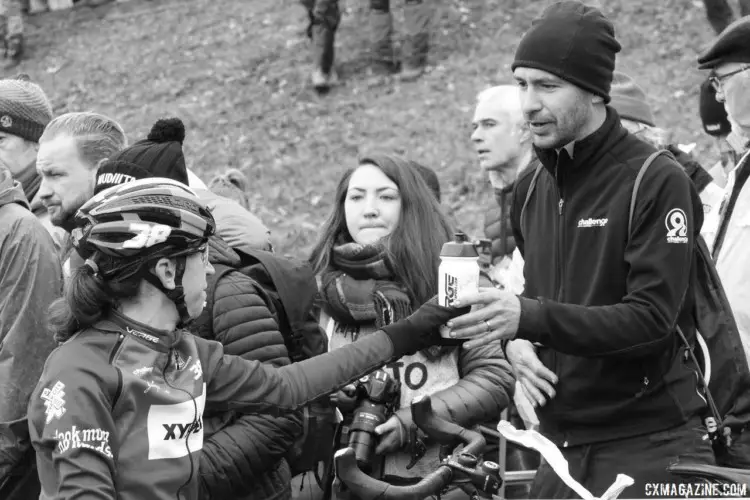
[447,2,715,497]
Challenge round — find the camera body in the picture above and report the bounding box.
[347,369,401,473]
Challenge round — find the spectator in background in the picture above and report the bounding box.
[696,13,750,468]
[369,0,432,82]
[0,74,66,247]
[0,0,25,67]
[698,76,733,226]
[702,0,750,35]
[699,75,736,186]
[470,85,534,291]
[608,71,714,195]
[309,153,513,499]
[38,114,215,275]
[37,112,127,269]
[300,0,340,91]
[0,165,62,500]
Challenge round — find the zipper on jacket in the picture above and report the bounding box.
[108,334,125,364]
[555,185,566,302]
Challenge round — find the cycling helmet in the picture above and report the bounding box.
[72,177,216,324]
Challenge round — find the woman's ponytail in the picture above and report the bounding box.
[47,263,140,343]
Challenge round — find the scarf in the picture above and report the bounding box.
[15,161,41,204]
[318,240,413,332]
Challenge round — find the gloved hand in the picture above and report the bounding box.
[380,295,470,358]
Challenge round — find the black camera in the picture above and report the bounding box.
[347,369,401,473]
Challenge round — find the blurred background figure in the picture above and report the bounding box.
[699,74,737,187]
[0,0,26,67]
[702,0,750,34]
[369,0,432,81]
[300,0,340,91]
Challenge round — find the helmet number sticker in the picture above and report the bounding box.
[123,223,172,249]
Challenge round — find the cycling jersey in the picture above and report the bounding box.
[28,310,394,500]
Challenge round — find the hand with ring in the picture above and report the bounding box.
[445,288,521,349]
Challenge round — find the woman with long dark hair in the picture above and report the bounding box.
[28,177,462,500]
[309,154,514,498]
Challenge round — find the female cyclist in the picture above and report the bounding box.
[309,154,514,499]
[28,177,463,500]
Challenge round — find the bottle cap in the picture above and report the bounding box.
[440,232,479,258]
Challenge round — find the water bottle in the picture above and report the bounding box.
[438,233,479,336]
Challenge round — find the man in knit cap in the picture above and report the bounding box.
[0,74,64,245]
[447,2,714,497]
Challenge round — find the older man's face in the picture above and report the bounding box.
[0,131,38,178]
[471,99,523,171]
[713,62,750,134]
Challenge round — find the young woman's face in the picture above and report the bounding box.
[344,164,402,246]
[181,245,214,318]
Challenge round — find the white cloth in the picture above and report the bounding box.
[497,421,634,500]
[186,169,207,190]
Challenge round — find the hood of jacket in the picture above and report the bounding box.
[0,168,30,211]
[195,188,272,254]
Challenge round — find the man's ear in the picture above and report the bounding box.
[591,95,605,104]
[151,257,177,290]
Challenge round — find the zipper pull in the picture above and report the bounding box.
[558,198,564,215]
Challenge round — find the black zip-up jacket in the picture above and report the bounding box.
[510,107,706,447]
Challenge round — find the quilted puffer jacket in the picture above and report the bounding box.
[192,238,302,500]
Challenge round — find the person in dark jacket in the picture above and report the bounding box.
[0,166,62,500]
[196,235,302,500]
[447,2,715,498]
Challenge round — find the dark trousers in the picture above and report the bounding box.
[530,416,716,499]
[300,0,340,74]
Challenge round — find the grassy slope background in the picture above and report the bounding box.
[18,0,730,257]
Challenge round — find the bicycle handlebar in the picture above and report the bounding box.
[334,394,502,500]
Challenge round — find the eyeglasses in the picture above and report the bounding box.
[709,65,750,92]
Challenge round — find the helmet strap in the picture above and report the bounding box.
[141,255,192,327]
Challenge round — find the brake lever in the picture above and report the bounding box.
[405,425,427,470]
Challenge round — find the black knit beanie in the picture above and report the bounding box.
[512,1,621,103]
[699,78,731,137]
[107,117,189,185]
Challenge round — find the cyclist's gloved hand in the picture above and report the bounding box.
[381,295,470,358]
[330,383,358,412]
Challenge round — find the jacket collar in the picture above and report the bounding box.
[535,106,627,178]
[97,309,182,351]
